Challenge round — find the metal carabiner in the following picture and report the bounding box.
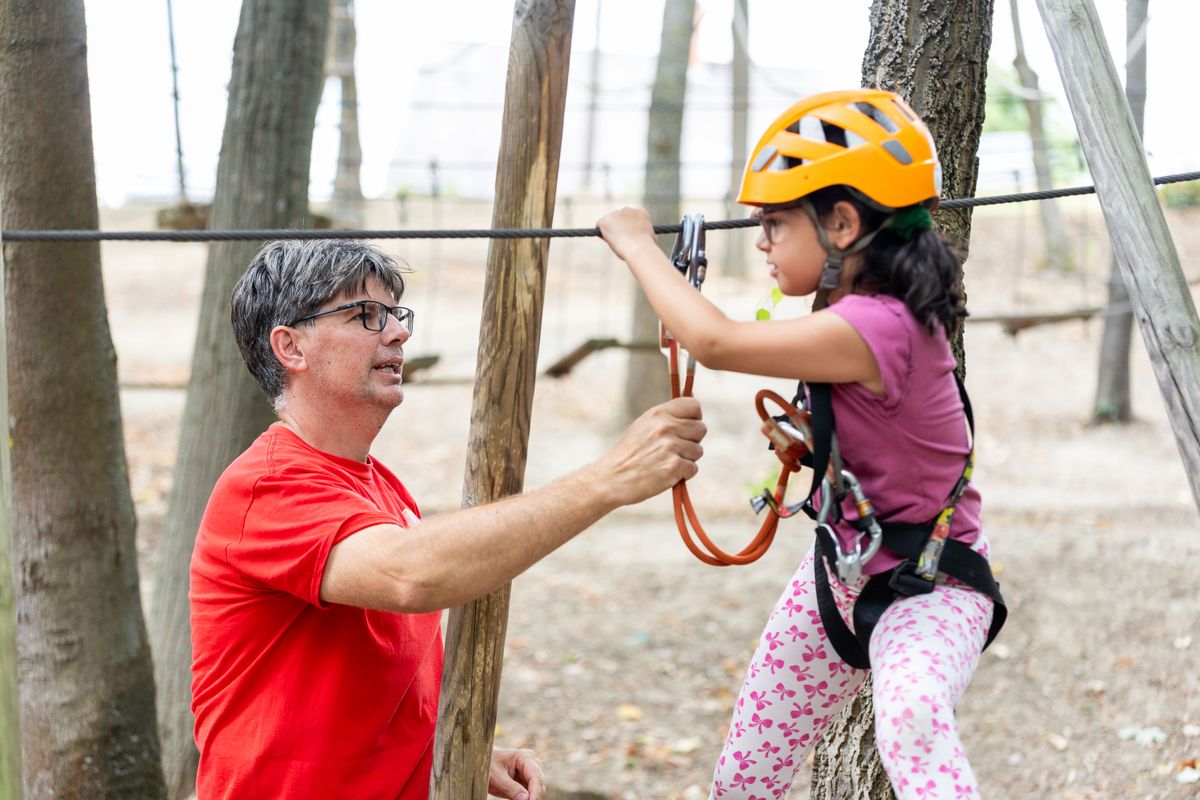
[670,213,707,290]
[816,468,883,585]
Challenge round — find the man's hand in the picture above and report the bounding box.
[592,397,706,507]
[488,747,544,800]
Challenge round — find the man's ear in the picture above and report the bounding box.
[829,201,865,249]
[269,325,308,374]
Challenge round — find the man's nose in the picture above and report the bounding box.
[381,314,410,344]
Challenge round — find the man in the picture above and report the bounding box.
[190,239,706,800]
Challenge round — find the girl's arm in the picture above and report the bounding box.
[597,207,882,391]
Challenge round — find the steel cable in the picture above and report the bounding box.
[2,171,1196,244]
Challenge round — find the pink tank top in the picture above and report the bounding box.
[818,293,980,576]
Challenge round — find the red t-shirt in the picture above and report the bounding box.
[190,423,443,799]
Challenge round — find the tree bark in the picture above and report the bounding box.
[858,0,995,378]
[1037,0,1200,511]
[326,0,364,226]
[811,3,995,797]
[148,2,329,797]
[722,0,749,278]
[0,1,166,797]
[430,2,575,798]
[1009,0,1073,270]
[624,0,695,422]
[1092,0,1147,424]
[0,203,23,799]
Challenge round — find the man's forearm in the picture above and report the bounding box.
[405,466,616,609]
[364,465,619,613]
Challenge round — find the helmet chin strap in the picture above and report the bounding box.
[795,199,893,312]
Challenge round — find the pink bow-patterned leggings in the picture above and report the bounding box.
[710,542,995,800]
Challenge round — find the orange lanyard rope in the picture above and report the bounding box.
[661,211,821,567]
[665,334,803,566]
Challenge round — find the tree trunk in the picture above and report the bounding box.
[581,0,603,195]
[624,0,695,422]
[149,2,329,797]
[858,0,995,379]
[1092,0,1147,425]
[0,1,166,797]
[722,0,749,278]
[430,2,575,797]
[0,205,23,799]
[1009,0,1073,270]
[326,0,364,226]
[811,3,995,797]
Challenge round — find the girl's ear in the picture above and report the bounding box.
[270,325,308,374]
[828,201,865,249]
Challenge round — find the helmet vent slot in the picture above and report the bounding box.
[850,101,901,134]
[881,139,914,165]
[751,145,779,172]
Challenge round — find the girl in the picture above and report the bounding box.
[597,89,1004,800]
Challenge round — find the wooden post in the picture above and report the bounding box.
[430,2,576,798]
[0,208,25,798]
[1036,0,1200,508]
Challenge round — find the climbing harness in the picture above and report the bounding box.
[803,376,1006,669]
[662,210,1005,667]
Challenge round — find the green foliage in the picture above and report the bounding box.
[1161,180,1200,209]
[985,65,1086,184]
[983,68,1028,134]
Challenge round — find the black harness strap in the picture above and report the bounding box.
[815,524,1008,669]
[803,376,1007,670]
[793,381,834,503]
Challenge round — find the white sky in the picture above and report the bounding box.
[83,0,1197,206]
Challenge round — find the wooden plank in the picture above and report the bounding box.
[430,2,576,798]
[0,200,25,798]
[1037,0,1200,508]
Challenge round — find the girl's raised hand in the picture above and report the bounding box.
[596,207,658,263]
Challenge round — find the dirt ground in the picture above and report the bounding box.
[104,198,1200,799]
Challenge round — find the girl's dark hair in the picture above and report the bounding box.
[807,185,967,333]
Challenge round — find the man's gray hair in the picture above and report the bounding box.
[231,239,407,404]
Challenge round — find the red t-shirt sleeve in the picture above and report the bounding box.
[828,294,914,412]
[226,471,398,606]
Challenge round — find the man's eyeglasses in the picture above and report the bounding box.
[290,301,415,335]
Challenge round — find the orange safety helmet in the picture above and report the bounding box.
[738,89,942,210]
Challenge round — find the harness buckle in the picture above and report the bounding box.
[887,560,936,597]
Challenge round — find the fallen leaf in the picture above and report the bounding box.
[672,737,702,755]
[617,704,644,721]
[1117,725,1167,746]
[1178,767,1200,785]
